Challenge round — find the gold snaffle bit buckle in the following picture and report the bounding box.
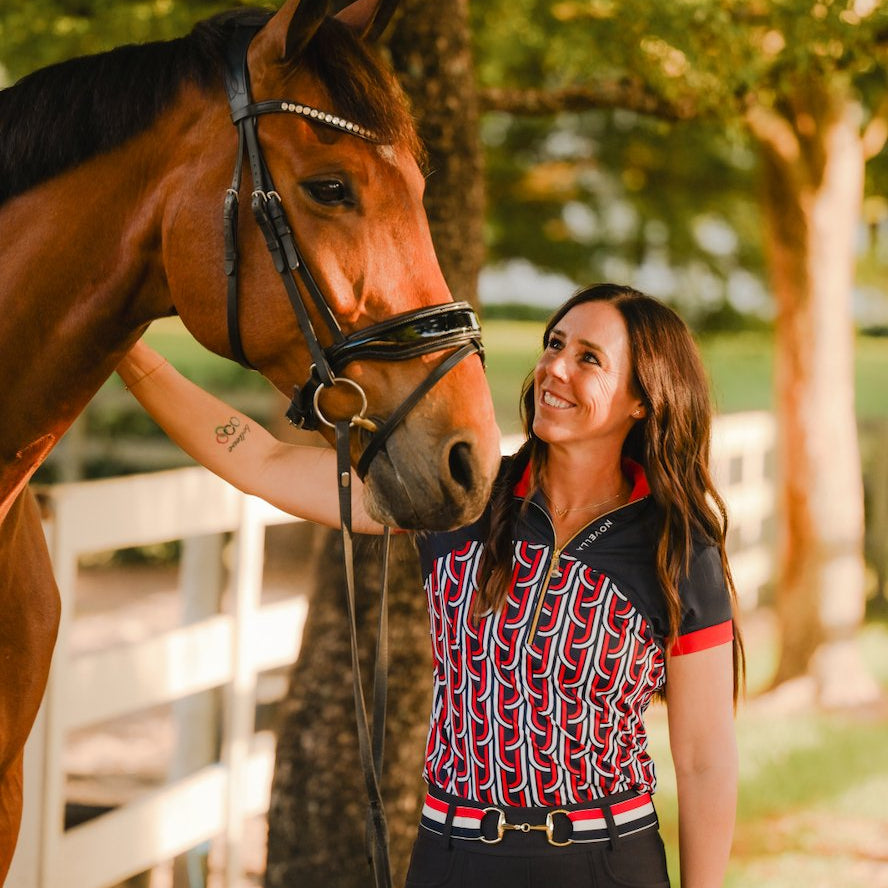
[480,807,572,847]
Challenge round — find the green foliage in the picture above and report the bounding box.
[472,0,888,321]
[482,109,765,307]
[481,302,551,321]
[0,0,251,82]
[472,0,888,117]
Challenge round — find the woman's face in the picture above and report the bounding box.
[532,300,645,449]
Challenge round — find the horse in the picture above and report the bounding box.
[0,0,500,877]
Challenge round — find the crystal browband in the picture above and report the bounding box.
[229,98,379,141]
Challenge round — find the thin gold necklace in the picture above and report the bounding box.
[547,489,624,519]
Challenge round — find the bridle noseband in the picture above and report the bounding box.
[222,20,484,481]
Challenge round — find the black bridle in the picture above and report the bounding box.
[222,20,484,481]
[221,20,485,888]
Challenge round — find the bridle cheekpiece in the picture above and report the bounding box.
[221,19,484,480]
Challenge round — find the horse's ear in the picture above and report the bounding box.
[335,0,400,40]
[262,0,329,62]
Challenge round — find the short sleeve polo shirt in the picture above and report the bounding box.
[415,457,733,807]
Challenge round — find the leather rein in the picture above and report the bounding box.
[221,20,483,888]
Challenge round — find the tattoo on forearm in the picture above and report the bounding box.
[215,417,251,452]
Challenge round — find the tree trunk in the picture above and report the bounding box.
[387,0,485,305]
[265,2,485,885]
[264,532,430,887]
[751,81,878,706]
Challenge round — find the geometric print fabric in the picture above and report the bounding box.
[423,539,666,807]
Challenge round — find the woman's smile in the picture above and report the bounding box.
[540,389,574,409]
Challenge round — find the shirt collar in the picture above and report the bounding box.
[513,455,651,502]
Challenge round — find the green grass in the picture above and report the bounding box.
[479,319,542,434]
[139,317,267,391]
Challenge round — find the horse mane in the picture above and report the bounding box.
[0,7,421,207]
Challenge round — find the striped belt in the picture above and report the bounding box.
[420,790,658,847]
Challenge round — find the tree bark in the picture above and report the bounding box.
[387,0,485,305]
[264,531,431,887]
[750,82,879,706]
[264,2,485,885]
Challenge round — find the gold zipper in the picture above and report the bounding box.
[524,498,644,645]
[526,543,561,642]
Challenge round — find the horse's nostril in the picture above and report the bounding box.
[448,441,475,493]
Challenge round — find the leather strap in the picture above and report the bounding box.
[337,422,392,888]
[219,20,484,888]
[356,342,480,479]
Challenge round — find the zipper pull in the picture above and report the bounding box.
[551,547,562,578]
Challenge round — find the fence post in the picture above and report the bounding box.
[171,533,226,888]
[223,498,266,887]
[7,704,49,888]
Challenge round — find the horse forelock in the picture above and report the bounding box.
[0,8,424,208]
[297,18,425,165]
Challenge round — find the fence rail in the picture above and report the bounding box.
[10,470,306,888]
[9,412,777,888]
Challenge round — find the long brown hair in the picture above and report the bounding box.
[475,284,745,700]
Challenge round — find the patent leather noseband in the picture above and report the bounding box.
[221,20,484,481]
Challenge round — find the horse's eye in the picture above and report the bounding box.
[303,179,352,206]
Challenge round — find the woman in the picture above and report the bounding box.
[118,283,742,887]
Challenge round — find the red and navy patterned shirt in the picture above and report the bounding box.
[415,457,733,808]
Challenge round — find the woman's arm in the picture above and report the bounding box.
[666,642,738,888]
[117,340,385,534]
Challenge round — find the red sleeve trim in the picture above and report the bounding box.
[670,620,733,656]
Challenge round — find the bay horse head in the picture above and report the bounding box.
[0,3,499,874]
[0,0,499,531]
[159,0,500,530]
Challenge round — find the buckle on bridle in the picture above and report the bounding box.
[286,369,378,434]
[312,376,377,432]
[480,807,573,847]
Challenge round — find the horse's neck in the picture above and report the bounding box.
[0,117,188,496]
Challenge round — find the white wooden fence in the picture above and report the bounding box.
[710,411,776,609]
[8,412,776,888]
[9,470,308,888]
